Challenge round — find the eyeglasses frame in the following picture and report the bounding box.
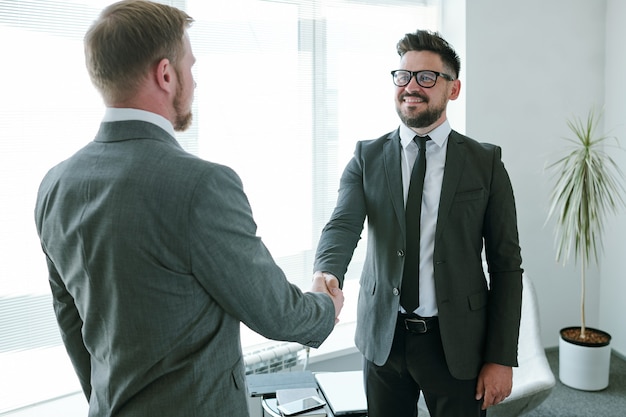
[390,69,455,88]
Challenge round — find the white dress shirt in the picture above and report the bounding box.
[399,120,450,317]
[102,107,176,138]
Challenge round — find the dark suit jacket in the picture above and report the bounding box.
[35,120,335,417]
[314,129,523,380]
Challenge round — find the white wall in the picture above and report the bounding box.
[449,0,626,355]
[602,0,626,357]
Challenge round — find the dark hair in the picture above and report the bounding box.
[84,0,194,104]
[396,30,461,78]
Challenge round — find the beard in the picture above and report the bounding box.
[396,93,446,129]
[173,90,193,132]
[173,69,193,132]
[173,106,192,132]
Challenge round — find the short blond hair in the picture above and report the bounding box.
[84,0,193,104]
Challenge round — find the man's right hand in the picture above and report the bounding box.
[311,271,344,323]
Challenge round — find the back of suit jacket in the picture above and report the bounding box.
[314,129,522,380]
[35,120,334,417]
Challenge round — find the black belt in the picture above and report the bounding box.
[398,313,438,334]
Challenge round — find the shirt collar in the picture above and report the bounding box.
[102,108,176,138]
[399,119,452,149]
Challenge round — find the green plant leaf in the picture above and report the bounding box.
[547,107,626,266]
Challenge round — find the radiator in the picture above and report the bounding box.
[243,342,307,375]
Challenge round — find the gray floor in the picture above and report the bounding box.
[523,349,626,417]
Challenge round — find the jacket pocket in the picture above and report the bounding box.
[467,290,488,311]
[359,276,376,295]
[453,188,485,203]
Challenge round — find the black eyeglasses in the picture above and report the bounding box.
[390,70,454,88]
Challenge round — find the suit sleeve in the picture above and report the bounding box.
[313,144,367,286]
[483,146,523,367]
[188,164,335,348]
[46,255,92,400]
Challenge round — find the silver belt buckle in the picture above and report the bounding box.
[405,317,427,333]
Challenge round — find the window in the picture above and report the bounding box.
[0,0,439,412]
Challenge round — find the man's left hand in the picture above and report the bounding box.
[475,363,512,410]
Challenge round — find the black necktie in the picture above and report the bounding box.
[401,135,429,313]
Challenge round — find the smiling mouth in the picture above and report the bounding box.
[403,95,427,105]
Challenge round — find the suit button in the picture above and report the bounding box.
[397,250,404,257]
[393,288,400,296]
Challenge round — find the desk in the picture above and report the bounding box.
[260,397,282,417]
[248,371,367,417]
[261,392,367,417]
[261,395,337,417]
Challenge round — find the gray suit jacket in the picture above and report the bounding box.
[314,129,523,380]
[35,120,335,417]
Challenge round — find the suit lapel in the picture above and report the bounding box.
[436,130,466,241]
[383,130,406,235]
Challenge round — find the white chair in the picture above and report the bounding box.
[488,272,555,416]
[418,272,556,416]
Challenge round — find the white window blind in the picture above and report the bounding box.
[0,0,439,412]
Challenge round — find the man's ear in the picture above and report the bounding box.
[449,78,461,101]
[154,57,175,94]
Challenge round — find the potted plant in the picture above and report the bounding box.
[546,107,625,391]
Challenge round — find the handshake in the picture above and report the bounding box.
[310,271,345,324]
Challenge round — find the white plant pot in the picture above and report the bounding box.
[559,327,611,391]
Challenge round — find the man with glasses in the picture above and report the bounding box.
[314,30,523,417]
